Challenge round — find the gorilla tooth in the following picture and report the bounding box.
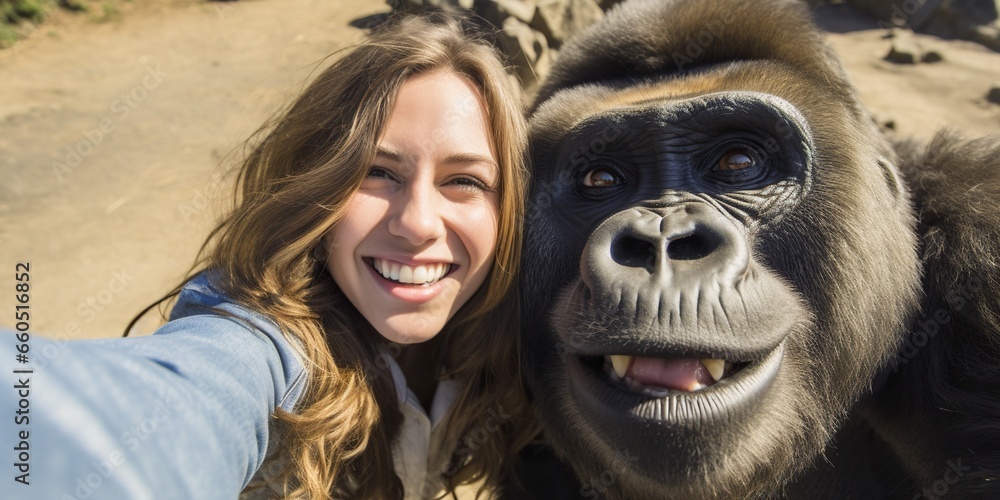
[609,355,632,379]
[702,358,726,382]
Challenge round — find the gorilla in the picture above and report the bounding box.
[516,0,1000,498]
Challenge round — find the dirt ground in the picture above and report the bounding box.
[0,0,384,339]
[1,0,999,341]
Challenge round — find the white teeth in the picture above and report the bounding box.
[609,355,632,379]
[701,358,726,382]
[372,259,450,285]
[412,265,428,284]
[399,265,413,283]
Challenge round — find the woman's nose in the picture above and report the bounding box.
[387,182,446,246]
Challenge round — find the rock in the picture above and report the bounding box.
[945,0,999,26]
[988,84,1000,104]
[391,0,474,11]
[493,0,537,23]
[500,16,554,90]
[529,0,604,48]
[922,0,1000,51]
[871,112,897,131]
[885,32,922,64]
[58,0,88,11]
[597,0,626,10]
[844,0,1000,52]
[969,24,1000,51]
[921,49,944,63]
[845,0,945,30]
[475,0,536,27]
[882,30,943,64]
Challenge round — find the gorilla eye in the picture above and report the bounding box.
[717,149,755,171]
[583,168,623,188]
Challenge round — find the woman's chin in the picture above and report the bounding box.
[374,319,447,345]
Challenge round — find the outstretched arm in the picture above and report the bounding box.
[0,285,305,499]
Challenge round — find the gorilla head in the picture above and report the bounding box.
[520,0,924,497]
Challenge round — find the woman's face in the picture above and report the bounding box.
[326,69,500,344]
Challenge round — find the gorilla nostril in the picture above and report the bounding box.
[667,232,721,261]
[611,235,656,269]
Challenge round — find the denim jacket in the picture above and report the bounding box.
[1,273,459,499]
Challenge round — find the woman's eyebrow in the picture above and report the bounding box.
[376,147,498,171]
[443,152,498,169]
[375,146,404,162]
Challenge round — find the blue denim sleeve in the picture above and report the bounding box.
[0,273,306,500]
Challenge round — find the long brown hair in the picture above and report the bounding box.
[129,10,535,499]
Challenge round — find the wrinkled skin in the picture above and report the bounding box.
[517,0,1000,498]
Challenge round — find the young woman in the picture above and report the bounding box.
[1,10,535,499]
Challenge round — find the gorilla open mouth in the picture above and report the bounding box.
[569,343,784,423]
[599,355,744,396]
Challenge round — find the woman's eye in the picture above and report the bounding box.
[717,149,756,171]
[449,176,490,191]
[367,166,394,179]
[583,168,622,187]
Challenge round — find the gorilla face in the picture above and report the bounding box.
[521,1,922,497]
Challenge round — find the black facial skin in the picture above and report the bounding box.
[522,90,823,496]
[516,0,1000,498]
[546,93,813,358]
[549,94,811,227]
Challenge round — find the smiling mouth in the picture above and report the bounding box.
[567,343,783,424]
[369,258,453,286]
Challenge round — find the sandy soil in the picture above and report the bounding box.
[1,1,999,340]
[1,0,385,339]
[815,3,1000,141]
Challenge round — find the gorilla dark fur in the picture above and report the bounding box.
[515,0,1000,498]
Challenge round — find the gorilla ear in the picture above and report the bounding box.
[878,155,904,201]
